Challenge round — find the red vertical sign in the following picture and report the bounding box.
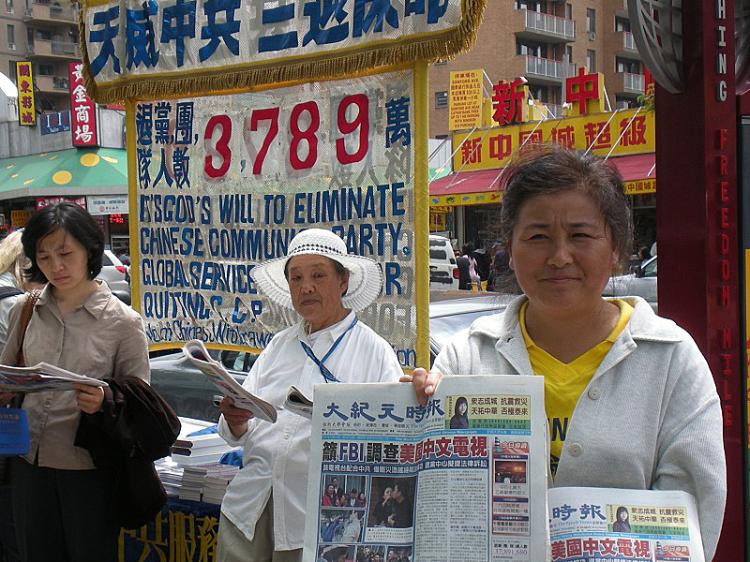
[68,62,98,147]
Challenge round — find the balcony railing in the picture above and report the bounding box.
[623,72,645,92]
[25,2,76,23]
[544,103,565,118]
[623,31,636,51]
[53,75,69,89]
[525,56,576,81]
[523,9,575,40]
[51,40,78,56]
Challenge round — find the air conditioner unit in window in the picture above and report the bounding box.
[588,31,596,40]
[8,43,16,51]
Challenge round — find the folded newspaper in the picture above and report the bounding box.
[284,385,313,419]
[0,363,109,393]
[182,340,277,423]
[549,487,704,562]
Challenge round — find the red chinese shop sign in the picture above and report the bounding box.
[69,62,98,147]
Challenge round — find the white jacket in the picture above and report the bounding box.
[434,296,726,561]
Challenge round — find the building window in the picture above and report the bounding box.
[517,39,545,58]
[565,3,572,19]
[565,45,573,63]
[616,57,640,74]
[6,24,14,48]
[435,91,448,109]
[38,63,54,75]
[515,0,545,11]
[615,17,630,32]
[586,50,596,73]
[586,8,596,33]
[5,0,12,13]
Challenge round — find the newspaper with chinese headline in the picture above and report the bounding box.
[549,487,704,562]
[303,375,549,562]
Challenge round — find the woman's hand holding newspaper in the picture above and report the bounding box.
[219,396,254,438]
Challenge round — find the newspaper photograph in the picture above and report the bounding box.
[304,375,548,562]
[549,487,704,562]
[0,362,109,393]
[182,340,277,423]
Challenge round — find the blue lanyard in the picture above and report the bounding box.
[299,316,358,383]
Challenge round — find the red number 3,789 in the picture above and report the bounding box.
[203,95,369,178]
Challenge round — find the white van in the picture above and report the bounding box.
[429,235,459,291]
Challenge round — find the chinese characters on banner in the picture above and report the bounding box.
[15,61,35,126]
[449,70,484,131]
[69,62,99,147]
[134,69,417,366]
[452,108,655,172]
[81,0,473,103]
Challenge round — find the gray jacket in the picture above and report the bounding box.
[434,295,726,561]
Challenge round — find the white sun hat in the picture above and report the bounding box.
[251,228,383,311]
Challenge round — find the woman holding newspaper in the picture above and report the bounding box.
[216,228,403,562]
[0,203,149,562]
[408,145,726,561]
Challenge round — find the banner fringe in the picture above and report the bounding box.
[79,0,487,103]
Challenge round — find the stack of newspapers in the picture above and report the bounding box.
[178,463,239,504]
[154,458,184,498]
[170,432,233,466]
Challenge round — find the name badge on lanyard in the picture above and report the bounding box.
[0,408,30,456]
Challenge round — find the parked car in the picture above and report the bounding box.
[150,292,512,423]
[99,249,131,303]
[429,234,459,291]
[603,255,657,312]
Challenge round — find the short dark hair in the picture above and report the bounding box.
[22,202,104,284]
[499,144,633,271]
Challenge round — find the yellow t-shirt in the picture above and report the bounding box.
[519,300,634,479]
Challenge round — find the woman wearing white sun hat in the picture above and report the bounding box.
[216,228,403,562]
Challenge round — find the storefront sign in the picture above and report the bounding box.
[81,0,486,103]
[69,62,99,147]
[565,69,607,115]
[449,69,484,131]
[40,110,71,135]
[10,210,31,228]
[430,191,501,207]
[132,69,421,368]
[491,77,529,125]
[15,62,35,127]
[87,195,129,215]
[452,108,655,172]
[623,178,656,195]
[35,196,87,210]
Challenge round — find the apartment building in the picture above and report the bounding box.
[429,0,645,138]
[0,0,80,112]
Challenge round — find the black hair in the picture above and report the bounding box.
[616,506,629,520]
[22,202,104,284]
[454,396,468,416]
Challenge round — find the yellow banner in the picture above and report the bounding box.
[452,109,655,172]
[623,178,656,195]
[16,62,35,126]
[449,69,484,131]
[430,191,501,208]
